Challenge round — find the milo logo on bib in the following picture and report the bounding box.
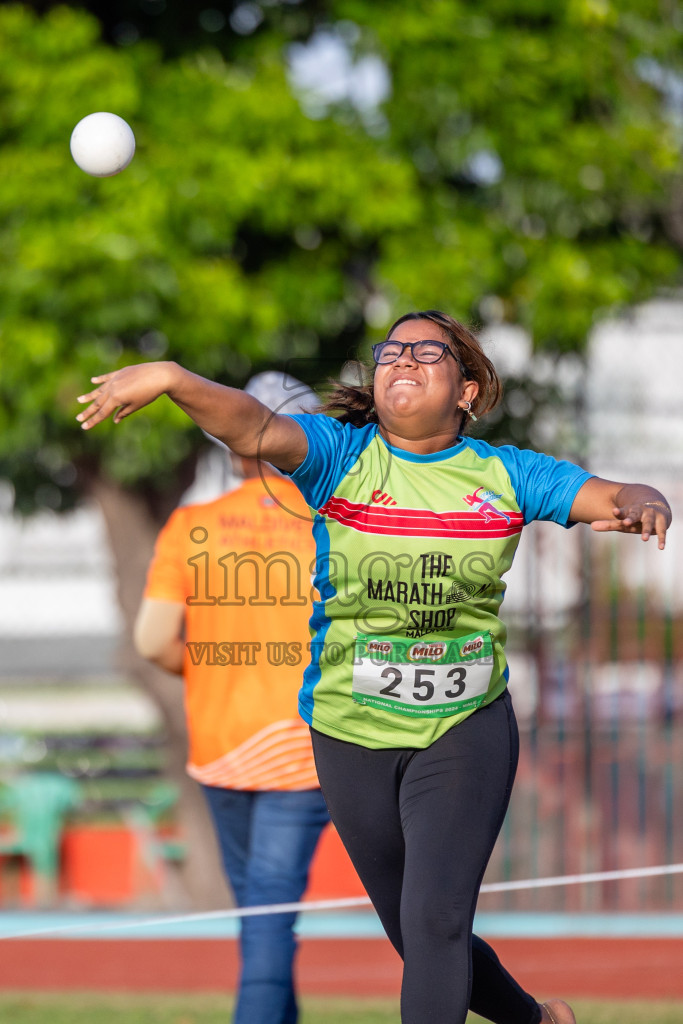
[367,639,394,656]
[352,629,496,718]
[407,641,447,662]
[460,635,485,657]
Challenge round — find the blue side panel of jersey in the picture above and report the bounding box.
[298,513,335,725]
[463,438,593,526]
[285,415,377,724]
[286,414,378,510]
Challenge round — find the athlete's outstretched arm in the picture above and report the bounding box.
[76,361,308,473]
[569,476,672,550]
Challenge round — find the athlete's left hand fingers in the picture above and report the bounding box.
[591,505,670,550]
[621,503,671,549]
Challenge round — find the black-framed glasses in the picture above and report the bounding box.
[372,339,458,366]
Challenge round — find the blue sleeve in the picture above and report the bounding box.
[494,444,593,526]
[285,414,378,509]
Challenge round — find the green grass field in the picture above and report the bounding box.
[0,994,681,1024]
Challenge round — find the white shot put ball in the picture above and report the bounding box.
[70,112,136,177]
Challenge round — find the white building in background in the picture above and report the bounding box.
[0,299,681,685]
[585,299,683,612]
[0,496,123,679]
[586,299,683,479]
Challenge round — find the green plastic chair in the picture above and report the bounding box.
[0,772,80,904]
[125,779,185,872]
[139,781,186,863]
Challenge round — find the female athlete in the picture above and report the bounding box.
[77,309,671,1024]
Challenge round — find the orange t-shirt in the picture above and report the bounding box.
[144,476,319,791]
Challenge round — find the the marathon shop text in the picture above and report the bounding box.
[188,537,491,607]
[186,537,493,661]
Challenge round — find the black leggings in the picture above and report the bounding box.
[311,691,541,1024]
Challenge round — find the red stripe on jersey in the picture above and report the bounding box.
[318,496,524,539]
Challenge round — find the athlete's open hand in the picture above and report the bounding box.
[590,501,672,550]
[76,362,178,430]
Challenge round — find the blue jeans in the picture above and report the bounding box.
[202,785,330,1024]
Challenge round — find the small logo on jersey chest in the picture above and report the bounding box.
[462,486,511,524]
[371,490,397,506]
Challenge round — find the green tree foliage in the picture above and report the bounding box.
[1,2,681,512]
[0,4,418,513]
[325,0,682,342]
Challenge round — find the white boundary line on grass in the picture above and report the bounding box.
[3,862,683,940]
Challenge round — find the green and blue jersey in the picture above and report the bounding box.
[288,414,591,749]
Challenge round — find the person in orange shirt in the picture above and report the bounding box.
[134,373,329,1024]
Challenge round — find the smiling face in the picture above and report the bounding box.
[373,318,479,454]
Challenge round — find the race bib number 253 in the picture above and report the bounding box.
[351,631,494,718]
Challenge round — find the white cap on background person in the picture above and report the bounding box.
[244,371,319,416]
[184,372,318,503]
[202,371,318,451]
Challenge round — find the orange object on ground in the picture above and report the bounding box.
[60,827,138,905]
[305,824,366,901]
[56,815,363,908]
